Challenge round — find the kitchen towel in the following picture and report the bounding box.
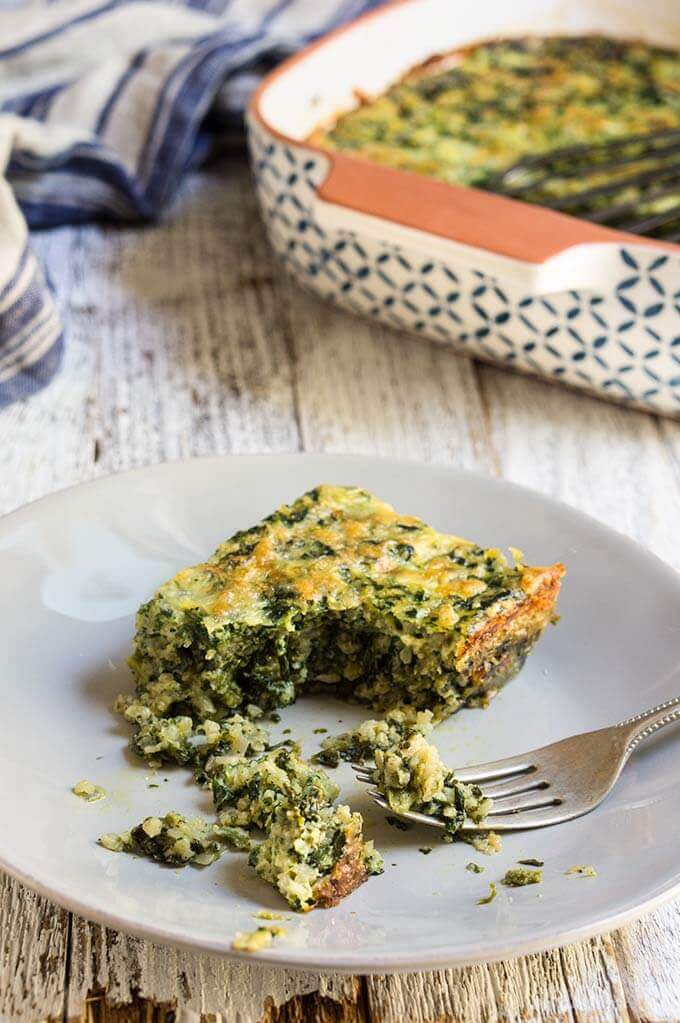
[0,0,380,406]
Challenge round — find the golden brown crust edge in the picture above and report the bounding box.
[458,562,565,687]
[312,829,369,909]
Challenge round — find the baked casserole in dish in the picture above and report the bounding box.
[247,0,680,416]
[315,35,679,230]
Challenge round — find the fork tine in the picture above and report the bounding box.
[397,807,448,830]
[401,811,447,829]
[481,776,549,799]
[586,182,680,223]
[451,758,535,785]
[368,791,407,819]
[494,127,680,176]
[463,801,579,832]
[366,790,447,830]
[485,127,680,241]
[503,142,680,194]
[366,789,570,834]
[486,791,562,816]
[618,204,680,235]
[539,163,680,211]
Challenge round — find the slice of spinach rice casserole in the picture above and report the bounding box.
[112,484,563,911]
[127,484,563,724]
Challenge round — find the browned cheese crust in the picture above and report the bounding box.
[458,563,565,692]
[313,828,370,908]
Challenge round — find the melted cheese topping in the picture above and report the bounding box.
[159,484,519,632]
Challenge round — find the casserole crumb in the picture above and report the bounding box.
[72,779,105,802]
[232,926,286,952]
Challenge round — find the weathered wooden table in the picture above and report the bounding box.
[1,156,679,1023]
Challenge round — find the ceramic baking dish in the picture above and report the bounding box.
[247,0,680,416]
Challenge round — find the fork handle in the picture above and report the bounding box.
[616,695,680,757]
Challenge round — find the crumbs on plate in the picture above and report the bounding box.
[232,925,286,952]
[477,881,497,905]
[72,779,106,803]
[502,866,543,887]
[566,864,597,878]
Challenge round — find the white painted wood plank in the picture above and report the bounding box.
[365,967,498,1023]
[366,945,622,1023]
[285,282,495,472]
[612,902,680,1023]
[0,875,69,1021]
[66,915,358,1023]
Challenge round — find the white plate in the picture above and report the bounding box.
[1,454,679,973]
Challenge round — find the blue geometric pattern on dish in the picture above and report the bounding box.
[247,121,680,416]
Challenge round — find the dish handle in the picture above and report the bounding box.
[312,151,676,296]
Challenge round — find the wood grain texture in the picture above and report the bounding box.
[363,938,632,1023]
[0,156,678,1023]
[0,875,69,1022]
[64,911,357,1023]
[612,903,680,1023]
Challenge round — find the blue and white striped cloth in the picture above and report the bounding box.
[0,0,380,406]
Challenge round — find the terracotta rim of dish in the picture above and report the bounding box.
[249,0,679,265]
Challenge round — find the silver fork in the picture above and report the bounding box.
[353,697,680,832]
